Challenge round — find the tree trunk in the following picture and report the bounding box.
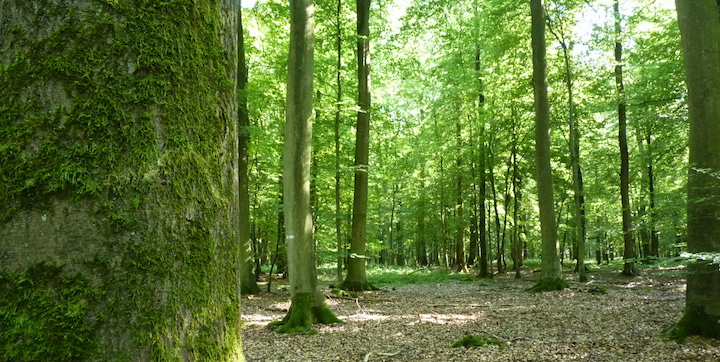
[512,118,522,279]
[0,1,244,358]
[275,0,341,333]
[455,120,468,272]
[528,0,566,291]
[335,0,344,283]
[342,0,377,291]
[238,5,261,295]
[614,0,638,277]
[548,19,588,282]
[666,0,720,340]
[475,43,490,278]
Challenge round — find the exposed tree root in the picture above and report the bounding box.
[269,293,343,334]
[664,305,720,342]
[525,277,568,292]
[340,279,379,292]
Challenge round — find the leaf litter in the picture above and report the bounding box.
[242,267,720,361]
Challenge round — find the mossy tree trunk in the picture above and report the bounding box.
[274,0,342,334]
[665,0,720,340]
[0,0,244,359]
[238,5,260,295]
[342,0,378,292]
[528,0,566,292]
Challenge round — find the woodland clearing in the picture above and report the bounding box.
[242,264,720,361]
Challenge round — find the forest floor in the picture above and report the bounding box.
[241,262,720,361]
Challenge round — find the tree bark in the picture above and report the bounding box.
[614,0,638,277]
[455,119,468,272]
[666,0,720,340]
[335,0,344,283]
[342,0,377,291]
[0,0,244,358]
[528,0,566,291]
[275,0,341,333]
[475,42,490,278]
[238,5,261,295]
[548,18,587,282]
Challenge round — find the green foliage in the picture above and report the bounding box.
[0,264,99,361]
[451,334,506,350]
[366,266,476,286]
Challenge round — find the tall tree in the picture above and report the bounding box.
[665,0,720,340]
[238,4,261,295]
[272,0,342,333]
[455,119,468,272]
[614,0,638,276]
[547,9,587,282]
[0,0,244,358]
[342,0,378,291]
[528,0,567,291]
[334,0,345,283]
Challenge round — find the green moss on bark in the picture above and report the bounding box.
[340,279,379,292]
[270,293,343,334]
[0,264,100,361]
[1,0,242,359]
[664,305,720,341]
[526,277,569,292]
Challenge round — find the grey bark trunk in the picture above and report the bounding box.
[342,0,376,291]
[667,0,720,339]
[529,0,564,289]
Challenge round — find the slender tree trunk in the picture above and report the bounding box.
[0,1,244,358]
[238,5,260,295]
[342,0,377,291]
[475,42,490,278]
[646,133,659,257]
[335,0,344,283]
[512,118,522,279]
[455,119,468,272]
[275,0,341,333]
[489,143,504,274]
[666,0,720,340]
[528,0,566,291]
[548,19,587,282]
[614,0,638,277]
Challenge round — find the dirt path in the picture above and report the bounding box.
[241,267,720,361]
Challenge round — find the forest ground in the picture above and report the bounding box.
[241,261,720,361]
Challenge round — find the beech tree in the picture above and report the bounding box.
[342,0,378,291]
[0,0,243,358]
[665,0,720,340]
[528,0,567,291]
[271,0,342,333]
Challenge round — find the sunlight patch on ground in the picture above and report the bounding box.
[242,313,278,327]
[341,313,391,322]
[410,313,479,325]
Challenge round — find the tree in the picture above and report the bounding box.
[547,4,587,282]
[238,4,261,295]
[342,0,378,291]
[614,0,639,276]
[665,0,720,340]
[0,0,244,359]
[272,0,342,334]
[527,0,567,292]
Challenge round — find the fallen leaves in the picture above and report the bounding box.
[242,268,720,361]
